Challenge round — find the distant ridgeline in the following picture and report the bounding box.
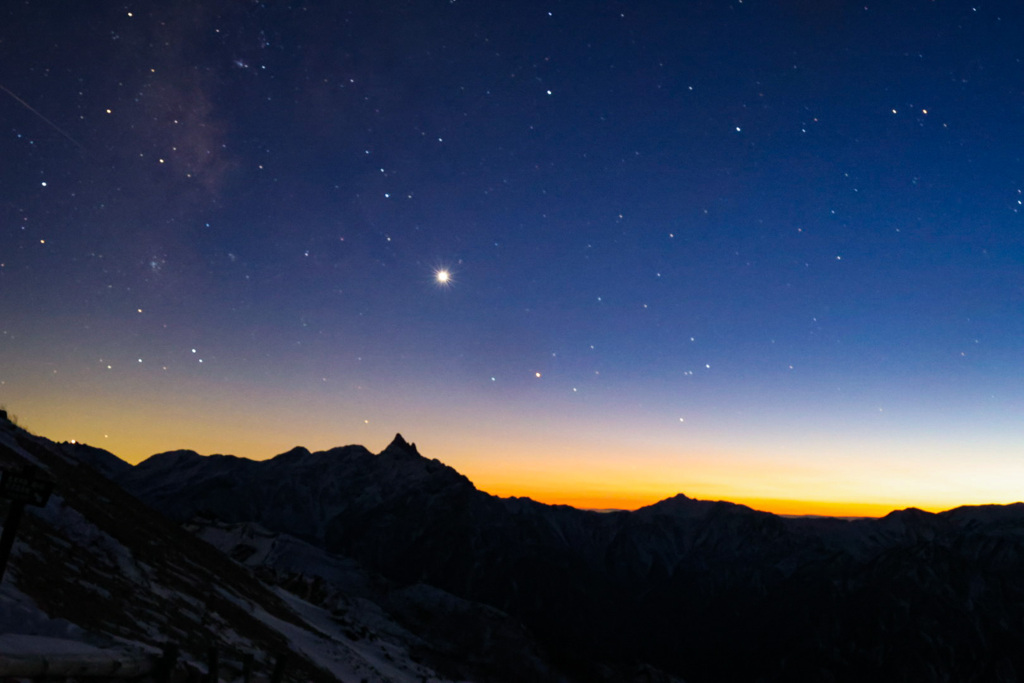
[4,412,1024,683]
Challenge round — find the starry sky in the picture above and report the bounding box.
[3,0,1024,516]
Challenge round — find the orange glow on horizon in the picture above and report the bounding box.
[8,392,1024,521]
[479,485,921,518]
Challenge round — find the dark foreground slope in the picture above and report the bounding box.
[118,433,1024,683]
[0,414,485,683]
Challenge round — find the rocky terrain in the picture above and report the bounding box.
[116,432,1024,682]
[3,409,1024,682]
[0,413,473,682]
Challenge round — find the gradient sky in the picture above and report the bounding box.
[3,0,1024,516]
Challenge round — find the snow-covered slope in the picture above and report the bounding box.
[9,408,1024,683]
[189,519,562,683]
[0,414,455,683]
[118,432,1024,683]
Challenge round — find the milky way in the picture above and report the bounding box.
[2,1,1023,514]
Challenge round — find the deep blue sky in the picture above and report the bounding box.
[3,0,1023,513]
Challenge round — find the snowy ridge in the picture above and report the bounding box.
[188,519,559,683]
[118,432,1024,683]
[7,411,1024,682]
[0,416,455,682]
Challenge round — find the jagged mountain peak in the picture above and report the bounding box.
[7,415,1024,682]
[0,421,439,682]
[380,433,419,458]
[114,433,477,550]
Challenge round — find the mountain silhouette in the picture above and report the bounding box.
[114,432,1024,682]
[4,407,1024,682]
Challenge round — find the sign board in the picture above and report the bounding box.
[0,470,54,507]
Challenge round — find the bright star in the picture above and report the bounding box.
[434,269,452,287]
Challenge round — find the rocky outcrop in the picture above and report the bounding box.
[115,434,1024,682]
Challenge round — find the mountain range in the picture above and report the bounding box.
[2,410,1024,682]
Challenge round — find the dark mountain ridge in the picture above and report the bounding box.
[3,414,585,682]
[113,433,1024,683]
[0,418,441,681]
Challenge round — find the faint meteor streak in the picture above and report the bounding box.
[0,83,84,150]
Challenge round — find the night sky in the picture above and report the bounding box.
[3,1,1024,515]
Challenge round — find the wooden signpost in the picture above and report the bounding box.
[0,466,55,582]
